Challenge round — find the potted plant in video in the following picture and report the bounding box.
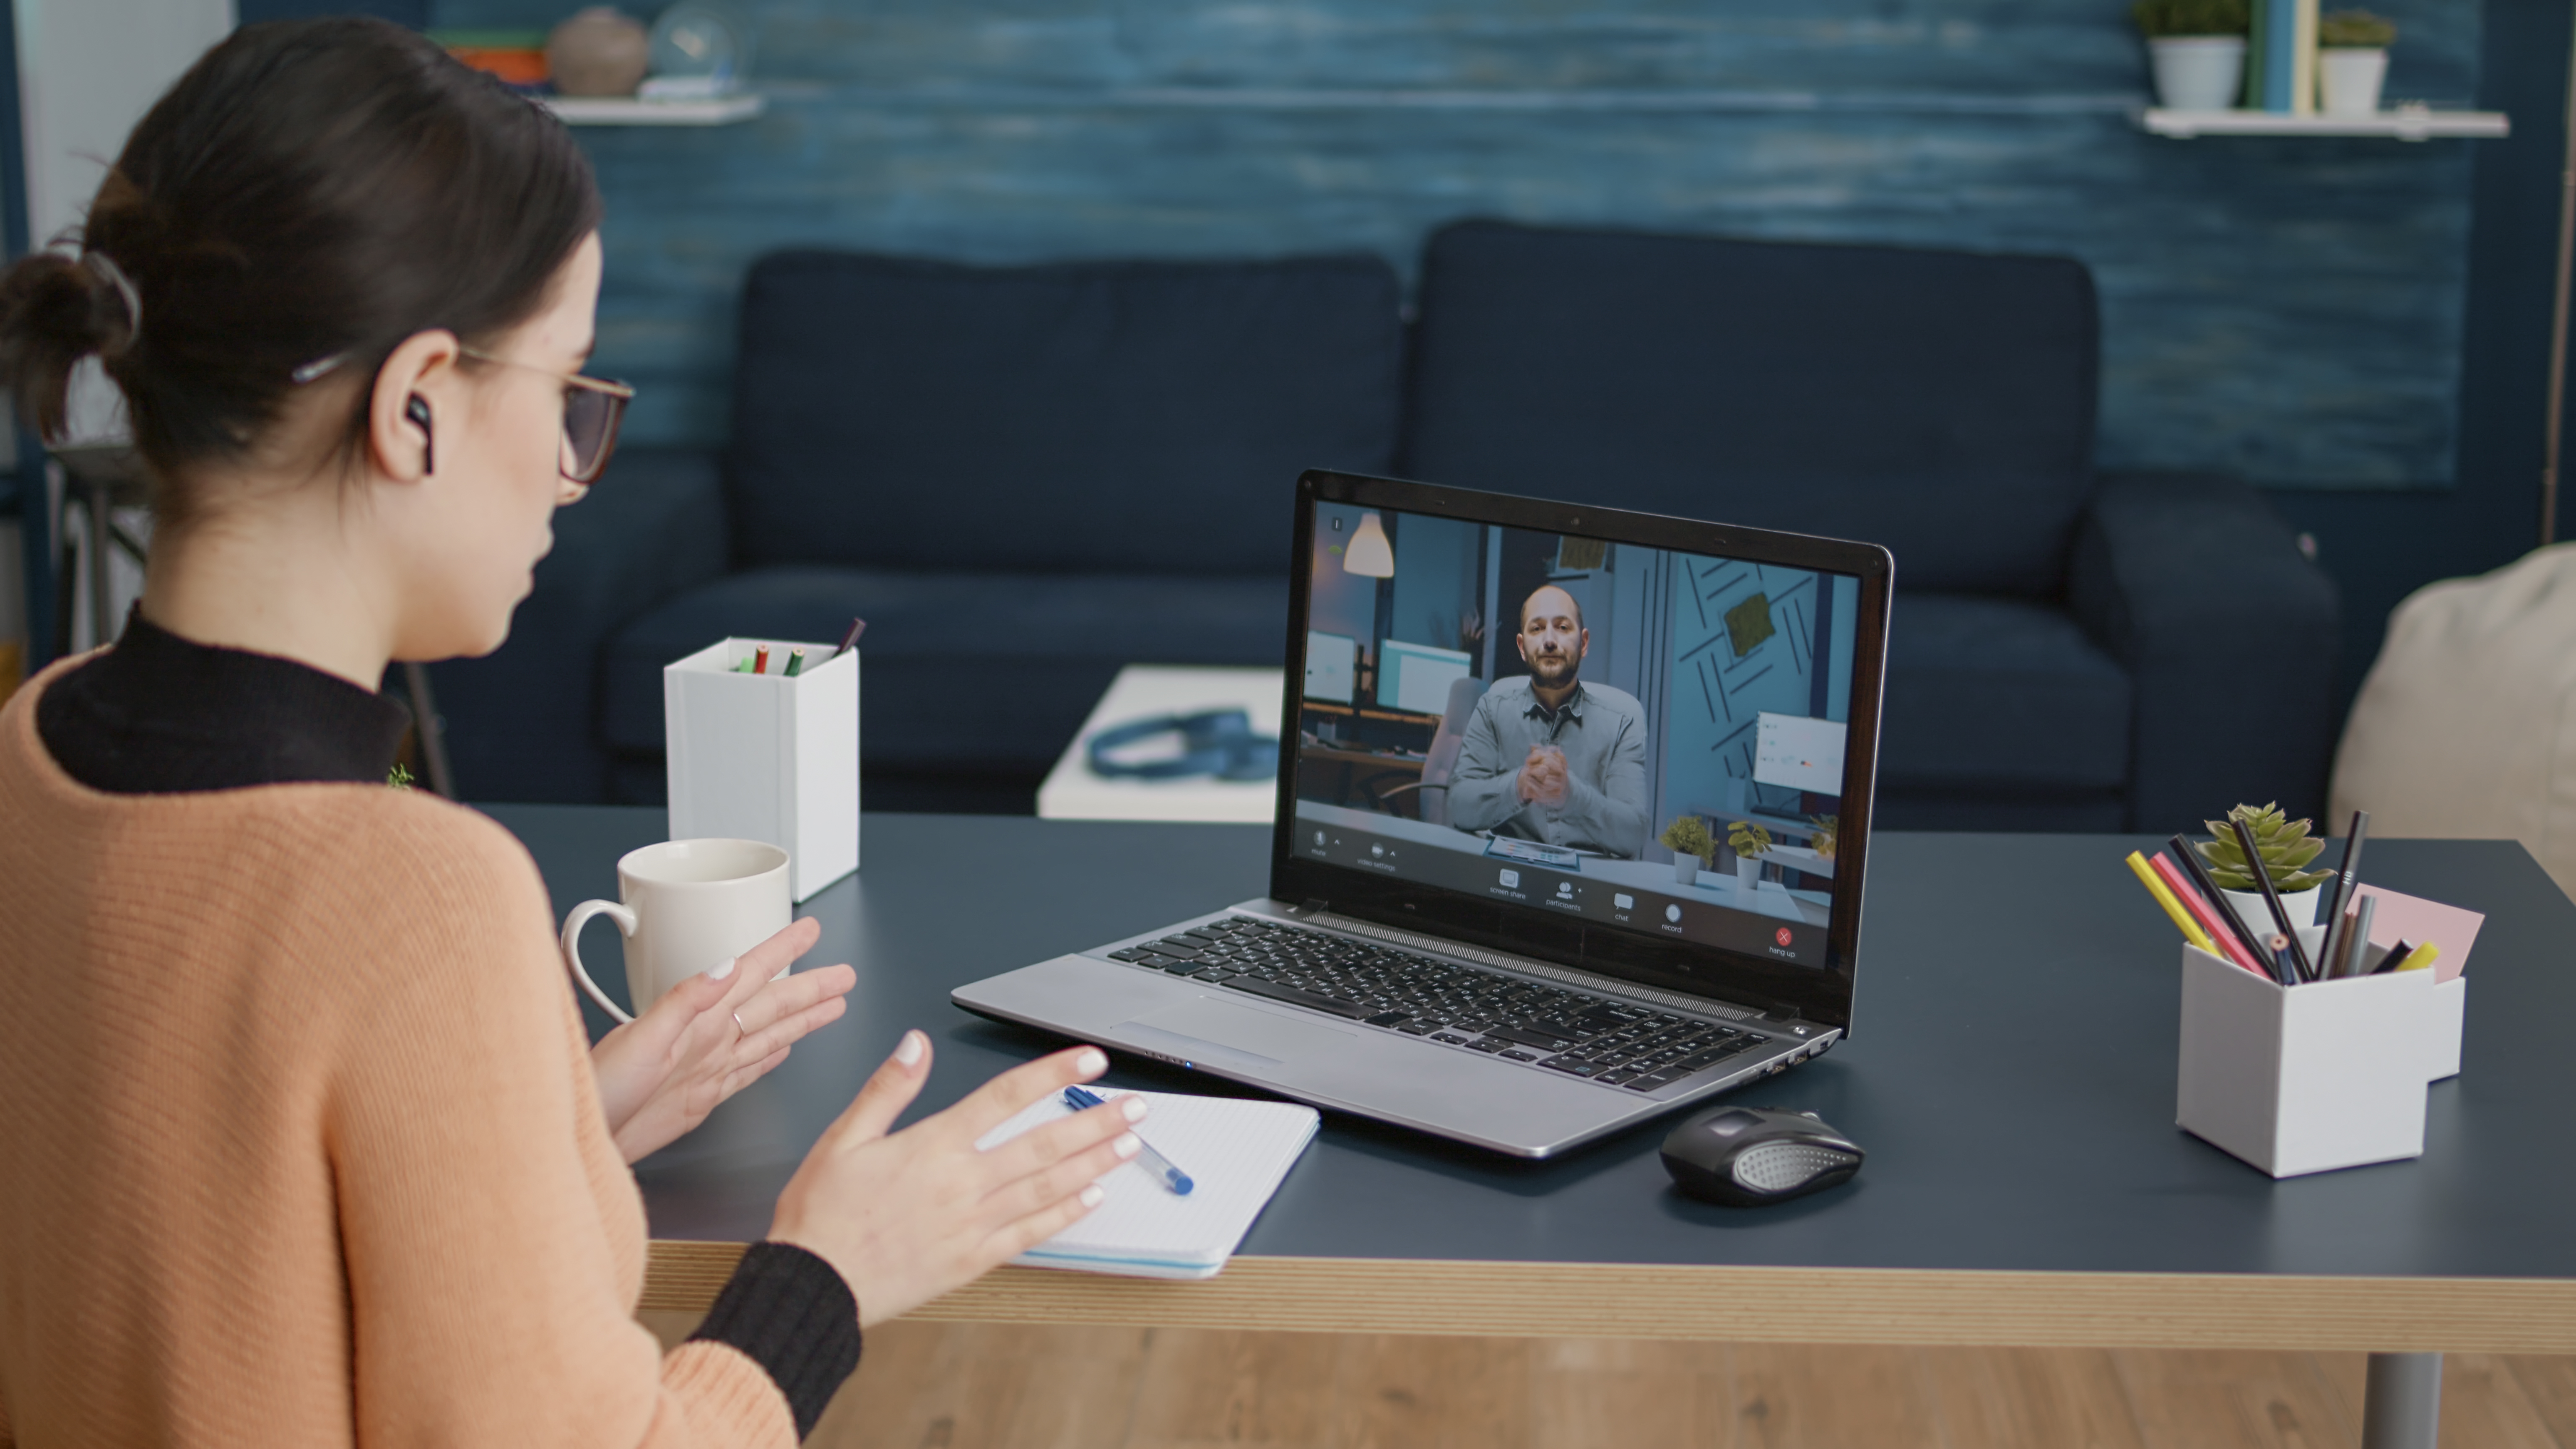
[1727,820,1773,900]
[2133,0,2251,111]
[1809,815,1839,869]
[1661,815,1715,886]
[2317,9,2396,116]
[2193,802,2335,939]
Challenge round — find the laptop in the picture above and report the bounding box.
[953,470,1894,1157]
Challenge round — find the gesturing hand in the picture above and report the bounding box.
[590,917,857,1163]
[768,1034,1145,1328]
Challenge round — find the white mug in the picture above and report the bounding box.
[561,838,793,1023]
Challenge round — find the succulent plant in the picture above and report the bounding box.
[1727,820,1773,861]
[1659,815,1714,866]
[2192,802,2334,893]
[2132,0,2251,38]
[2319,9,2397,47]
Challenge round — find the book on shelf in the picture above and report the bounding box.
[2290,0,2319,115]
[2247,0,2270,109]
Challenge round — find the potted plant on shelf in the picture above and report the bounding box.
[2317,10,2396,117]
[2192,802,2335,939]
[2133,0,2252,112]
[1809,814,1839,868]
[1660,815,1715,886]
[1726,820,1773,899]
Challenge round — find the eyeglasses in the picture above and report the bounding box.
[458,345,634,485]
[290,344,637,485]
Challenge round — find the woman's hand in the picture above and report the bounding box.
[590,917,856,1163]
[769,1034,1144,1327]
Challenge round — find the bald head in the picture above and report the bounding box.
[1520,584,1583,634]
[1515,584,1587,695]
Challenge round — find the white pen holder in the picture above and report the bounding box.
[2175,932,2437,1179]
[665,638,859,902]
[2427,974,2467,1081]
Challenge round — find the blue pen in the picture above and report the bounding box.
[1063,1085,1195,1196]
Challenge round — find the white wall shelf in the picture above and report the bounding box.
[2139,106,2508,140]
[538,94,765,126]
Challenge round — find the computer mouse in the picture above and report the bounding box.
[1660,1106,1864,1206]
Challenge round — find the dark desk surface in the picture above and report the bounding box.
[494,806,2576,1350]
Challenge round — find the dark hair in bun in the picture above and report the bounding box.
[0,16,601,523]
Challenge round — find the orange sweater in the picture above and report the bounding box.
[0,660,794,1447]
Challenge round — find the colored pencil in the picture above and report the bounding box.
[2149,851,2268,976]
[2127,851,2217,956]
[2233,817,2315,982]
[2169,833,2274,971]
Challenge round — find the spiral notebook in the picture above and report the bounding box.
[976,1087,1321,1280]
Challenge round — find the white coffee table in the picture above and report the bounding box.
[1036,665,1286,823]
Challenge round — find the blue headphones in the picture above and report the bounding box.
[1087,709,1278,781]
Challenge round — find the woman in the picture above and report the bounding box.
[0,18,1144,1446]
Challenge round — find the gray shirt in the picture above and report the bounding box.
[1447,677,1651,858]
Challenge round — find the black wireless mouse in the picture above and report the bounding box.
[1660,1106,1864,1206]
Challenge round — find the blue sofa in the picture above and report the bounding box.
[433,248,1404,810]
[426,222,2338,833]
[1400,221,2340,832]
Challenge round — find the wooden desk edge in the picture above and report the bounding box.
[644,1241,2576,1353]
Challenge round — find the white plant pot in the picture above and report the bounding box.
[2220,885,2321,945]
[2318,47,2389,117]
[1736,854,1762,895]
[2148,35,2248,112]
[1673,853,1699,887]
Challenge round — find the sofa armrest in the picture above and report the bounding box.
[425,448,729,803]
[2067,471,2341,833]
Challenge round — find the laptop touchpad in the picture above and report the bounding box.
[1122,996,1359,1067]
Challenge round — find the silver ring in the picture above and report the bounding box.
[732,1010,748,1040]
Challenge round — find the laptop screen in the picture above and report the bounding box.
[1274,474,1890,1029]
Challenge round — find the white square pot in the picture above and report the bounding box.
[2426,974,2466,1081]
[665,638,860,902]
[2176,943,2433,1178]
[2319,47,2389,117]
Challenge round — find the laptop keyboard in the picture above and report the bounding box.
[1104,916,1773,1092]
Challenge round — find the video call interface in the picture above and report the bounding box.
[1294,503,1864,966]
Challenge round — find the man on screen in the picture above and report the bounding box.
[1448,584,1650,857]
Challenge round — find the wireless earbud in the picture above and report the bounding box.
[404,395,434,475]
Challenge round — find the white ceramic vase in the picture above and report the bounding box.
[1674,853,1700,886]
[2221,885,2321,944]
[2318,48,2389,117]
[2148,35,2248,111]
[1736,854,1762,896]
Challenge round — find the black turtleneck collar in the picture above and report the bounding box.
[35,608,412,795]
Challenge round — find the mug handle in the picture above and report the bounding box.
[561,898,641,1025]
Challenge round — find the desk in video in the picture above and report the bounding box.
[1292,502,1861,961]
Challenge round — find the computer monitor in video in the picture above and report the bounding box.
[1276,474,1891,1018]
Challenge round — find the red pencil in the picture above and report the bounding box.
[753,646,771,674]
[2149,850,2268,977]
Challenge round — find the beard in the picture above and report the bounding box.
[1526,650,1578,688]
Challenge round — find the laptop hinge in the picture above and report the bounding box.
[1292,898,1330,918]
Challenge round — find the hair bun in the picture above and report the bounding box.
[0,246,137,439]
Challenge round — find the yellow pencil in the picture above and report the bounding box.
[2393,942,2441,973]
[2126,851,2217,956]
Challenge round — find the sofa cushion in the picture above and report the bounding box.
[1878,594,2132,795]
[1400,220,2098,595]
[727,249,1404,576]
[602,566,1290,774]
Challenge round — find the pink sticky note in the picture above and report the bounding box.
[2350,884,2483,982]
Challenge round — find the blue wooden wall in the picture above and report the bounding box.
[434,0,2483,492]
